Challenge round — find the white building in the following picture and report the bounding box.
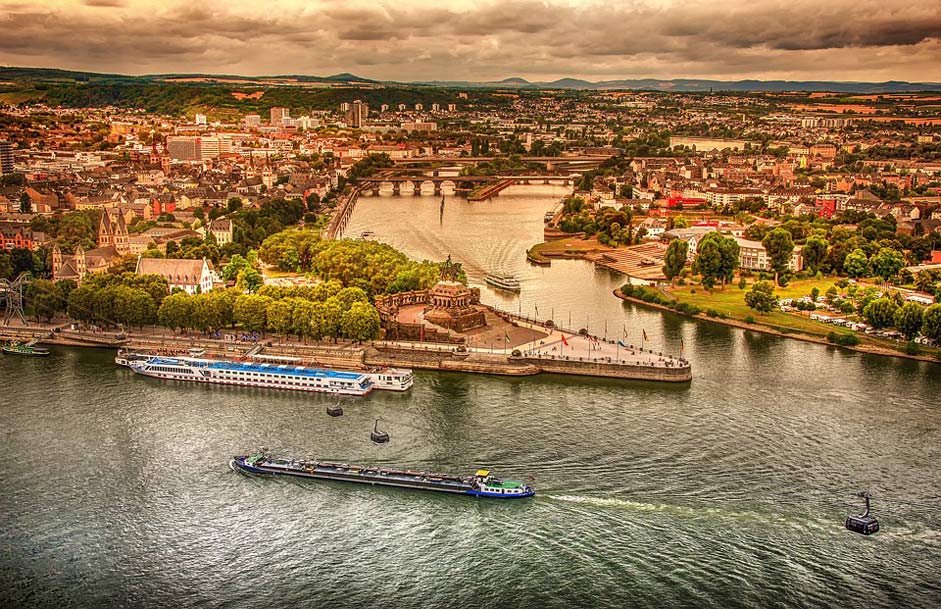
[733,237,803,272]
[136,257,215,295]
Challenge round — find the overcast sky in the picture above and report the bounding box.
[1,0,940,82]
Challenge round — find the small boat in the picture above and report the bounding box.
[544,211,556,222]
[370,417,390,444]
[367,368,414,391]
[485,272,521,292]
[115,350,154,367]
[231,451,535,499]
[2,342,50,357]
[359,230,375,240]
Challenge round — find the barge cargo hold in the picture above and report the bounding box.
[231,452,535,499]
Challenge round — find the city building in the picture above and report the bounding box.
[166,136,200,161]
[0,140,13,174]
[51,211,130,284]
[243,114,261,128]
[733,237,804,272]
[346,100,369,128]
[135,256,215,294]
[270,107,289,125]
[194,113,207,126]
[401,121,437,133]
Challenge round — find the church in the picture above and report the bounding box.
[51,211,131,285]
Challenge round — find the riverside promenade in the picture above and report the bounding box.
[0,318,692,383]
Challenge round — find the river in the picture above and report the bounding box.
[1,186,939,608]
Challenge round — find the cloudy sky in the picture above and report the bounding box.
[1,0,940,82]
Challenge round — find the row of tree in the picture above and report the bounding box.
[258,232,455,296]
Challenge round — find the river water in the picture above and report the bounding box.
[2,186,939,609]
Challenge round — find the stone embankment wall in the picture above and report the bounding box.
[365,345,691,382]
[519,356,692,382]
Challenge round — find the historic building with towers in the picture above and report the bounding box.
[51,211,131,285]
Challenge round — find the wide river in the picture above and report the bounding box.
[2,186,939,608]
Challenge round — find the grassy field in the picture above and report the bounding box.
[527,237,611,263]
[666,278,842,336]
[658,276,939,359]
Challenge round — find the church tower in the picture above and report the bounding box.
[74,245,87,279]
[114,212,130,254]
[51,244,62,280]
[98,212,114,248]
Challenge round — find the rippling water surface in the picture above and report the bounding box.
[2,186,939,608]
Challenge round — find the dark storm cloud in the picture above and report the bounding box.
[0,1,938,81]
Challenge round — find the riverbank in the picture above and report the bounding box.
[0,322,692,383]
[613,288,941,364]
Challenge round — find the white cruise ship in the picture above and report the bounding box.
[130,356,374,396]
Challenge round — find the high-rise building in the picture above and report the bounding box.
[0,140,13,174]
[270,107,289,125]
[166,136,201,161]
[339,102,351,112]
[380,104,389,113]
[194,113,207,125]
[243,114,262,128]
[447,104,457,112]
[345,100,369,128]
[397,104,406,111]
[431,103,440,112]
[414,103,423,111]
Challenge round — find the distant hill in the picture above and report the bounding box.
[1,66,939,93]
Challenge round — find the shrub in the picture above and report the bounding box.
[706,308,720,318]
[677,278,687,286]
[826,331,861,347]
[690,289,696,294]
[738,277,747,290]
[744,315,756,324]
[901,342,921,356]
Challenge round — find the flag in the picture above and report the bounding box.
[642,329,649,341]
[618,340,628,348]
[561,334,569,347]
[535,305,539,316]
[505,333,511,343]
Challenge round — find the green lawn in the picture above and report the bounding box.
[659,276,940,359]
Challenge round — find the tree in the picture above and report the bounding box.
[801,236,829,275]
[115,287,157,329]
[236,268,263,293]
[761,228,794,285]
[28,279,64,322]
[894,302,924,341]
[810,287,820,302]
[221,254,252,281]
[19,192,31,214]
[305,193,321,212]
[870,247,905,287]
[158,292,194,332]
[340,301,381,342]
[266,299,293,338]
[921,304,941,341]
[844,249,871,279]
[744,280,778,313]
[234,294,272,334]
[67,286,96,323]
[318,296,344,340]
[862,297,899,329]
[693,233,738,289]
[662,239,688,286]
[914,270,938,294]
[227,197,243,213]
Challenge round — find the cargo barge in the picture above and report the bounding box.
[231,452,535,499]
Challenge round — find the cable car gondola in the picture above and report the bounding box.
[845,491,880,535]
[370,417,389,444]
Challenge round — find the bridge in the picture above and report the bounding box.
[388,155,615,171]
[356,174,576,197]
